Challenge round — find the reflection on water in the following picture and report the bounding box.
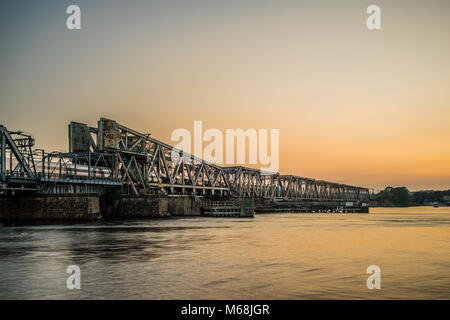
[1,207,450,299]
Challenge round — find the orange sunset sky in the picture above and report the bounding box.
[1,0,450,191]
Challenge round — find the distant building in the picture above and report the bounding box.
[443,196,450,206]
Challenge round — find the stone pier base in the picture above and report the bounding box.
[167,195,202,216]
[0,194,100,221]
[100,196,170,218]
[100,195,201,218]
[0,194,241,221]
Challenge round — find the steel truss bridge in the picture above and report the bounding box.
[1,119,369,202]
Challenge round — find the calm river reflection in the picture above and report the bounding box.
[1,207,449,299]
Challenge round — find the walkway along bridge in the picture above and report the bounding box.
[0,118,370,219]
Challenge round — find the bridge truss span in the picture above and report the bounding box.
[223,166,369,201]
[2,118,369,203]
[70,118,230,196]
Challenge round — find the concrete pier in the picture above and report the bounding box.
[167,195,202,216]
[100,196,170,218]
[0,194,100,221]
[99,195,204,218]
[0,194,369,222]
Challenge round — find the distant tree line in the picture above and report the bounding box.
[376,187,450,207]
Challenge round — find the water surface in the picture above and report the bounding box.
[1,207,449,299]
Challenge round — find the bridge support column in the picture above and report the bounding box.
[167,195,201,216]
[100,196,170,218]
[1,132,5,182]
[0,194,100,221]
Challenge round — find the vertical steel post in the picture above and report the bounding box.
[88,151,91,179]
[59,153,62,178]
[9,147,12,176]
[47,155,50,178]
[1,132,6,181]
[74,154,77,176]
[97,119,103,151]
[41,150,45,177]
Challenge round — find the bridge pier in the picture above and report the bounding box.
[167,195,202,216]
[99,195,170,218]
[0,194,100,222]
[98,195,205,218]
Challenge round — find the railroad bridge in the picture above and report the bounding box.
[0,118,370,219]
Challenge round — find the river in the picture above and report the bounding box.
[0,206,449,299]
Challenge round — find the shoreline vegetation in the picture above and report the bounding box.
[374,187,450,207]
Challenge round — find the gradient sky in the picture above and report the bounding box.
[1,0,450,191]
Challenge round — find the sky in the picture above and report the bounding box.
[1,0,450,191]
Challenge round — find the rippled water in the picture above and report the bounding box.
[1,207,449,299]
